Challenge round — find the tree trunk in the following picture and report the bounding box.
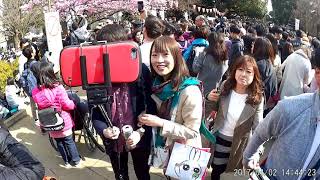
[14,32,20,49]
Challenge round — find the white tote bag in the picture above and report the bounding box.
[165,142,211,180]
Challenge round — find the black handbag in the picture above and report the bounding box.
[38,92,65,131]
[38,107,65,131]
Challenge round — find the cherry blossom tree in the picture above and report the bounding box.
[22,0,175,19]
[1,0,44,48]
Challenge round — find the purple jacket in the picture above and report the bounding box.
[92,64,157,153]
[32,84,75,138]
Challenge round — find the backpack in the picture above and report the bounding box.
[20,61,37,97]
[38,107,64,131]
[186,45,206,77]
[20,62,31,96]
[37,90,65,131]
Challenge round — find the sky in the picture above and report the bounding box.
[267,0,273,12]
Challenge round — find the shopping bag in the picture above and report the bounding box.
[165,142,211,180]
[148,146,169,168]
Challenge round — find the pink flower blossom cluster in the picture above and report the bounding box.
[21,0,173,17]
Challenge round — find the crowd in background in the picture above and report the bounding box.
[0,12,320,180]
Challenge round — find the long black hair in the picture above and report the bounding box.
[312,48,320,68]
[38,61,60,89]
[96,24,128,42]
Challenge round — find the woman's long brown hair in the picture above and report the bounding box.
[253,37,275,65]
[150,36,189,90]
[205,32,228,63]
[221,55,263,105]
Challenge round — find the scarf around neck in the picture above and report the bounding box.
[152,77,200,147]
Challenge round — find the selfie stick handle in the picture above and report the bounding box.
[103,53,111,88]
[80,55,89,90]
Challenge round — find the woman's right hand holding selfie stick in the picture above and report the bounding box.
[207,88,220,102]
[103,126,120,140]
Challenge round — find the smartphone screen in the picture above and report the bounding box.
[138,1,144,12]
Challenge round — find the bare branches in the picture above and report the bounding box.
[0,0,44,47]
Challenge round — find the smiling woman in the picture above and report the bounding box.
[139,35,203,172]
[150,36,189,87]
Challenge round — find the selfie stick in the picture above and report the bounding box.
[79,41,114,152]
[79,42,132,180]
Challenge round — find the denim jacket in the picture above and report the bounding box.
[243,91,320,180]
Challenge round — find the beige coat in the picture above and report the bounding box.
[151,85,203,148]
[208,92,264,172]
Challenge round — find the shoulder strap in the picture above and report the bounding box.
[198,82,216,144]
[72,31,82,43]
[24,61,30,70]
[51,87,62,112]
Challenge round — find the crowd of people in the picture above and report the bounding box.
[0,11,320,180]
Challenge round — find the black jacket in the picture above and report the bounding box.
[229,39,244,66]
[256,59,277,102]
[0,127,45,180]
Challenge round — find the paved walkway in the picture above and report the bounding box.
[8,106,167,180]
[8,99,249,180]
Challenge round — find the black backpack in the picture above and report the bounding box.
[186,45,206,77]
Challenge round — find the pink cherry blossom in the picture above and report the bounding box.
[22,0,174,19]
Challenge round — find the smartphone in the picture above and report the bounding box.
[138,1,144,12]
[60,41,141,87]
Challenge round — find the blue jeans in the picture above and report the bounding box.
[55,135,80,164]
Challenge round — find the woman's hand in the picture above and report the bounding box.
[246,158,259,170]
[103,126,120,140]
[245,153,260,170]
[138,113,164,127]
[207,89,220,102]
